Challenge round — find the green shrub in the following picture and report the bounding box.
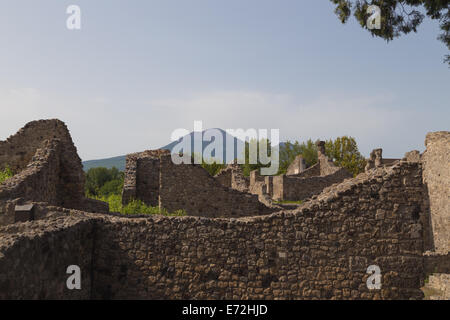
[0,165,14,184]
[85,167,124,197]
[92,194,186,216]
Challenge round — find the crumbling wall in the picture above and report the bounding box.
[214,167,232,188]
[92,160,426,300]
[422,131,449,254]
[272,169,352,201]
[122,150,170,206]
[286,155,306,175]
[0,119,77,173]
[0,215,96,299]
[0,159,432,300]
[253,141,352,202]
[0,120,108,223]
[0,140,62,208]
[214,163,249,193]
[159,155,274,218]
[0,131,447,300]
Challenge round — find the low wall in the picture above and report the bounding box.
[0,140,62,206]
[215,164,249,193]
[0,160,430,300]
[273,168,351,201]
[0,215,96,299]
[92,160,426,300]
[159,155,275,218]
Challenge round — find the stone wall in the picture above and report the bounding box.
[0,215,96,299]
[122,150,170,206]
[251,141,352,202]
[286,155,306,175]
[92,160,427,299]
[214,163,249,193]
[123,150,274,218]
[0,158,435,300]
[0,119,77,172]
[422,131,449,254]
[159,155,274,218]
[272,168,352,201]
[0,120,108,225]
[0,140,62,209]
[0,131,448,300]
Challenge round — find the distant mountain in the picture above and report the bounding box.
[82,155,127,171]
[82,129,264,171]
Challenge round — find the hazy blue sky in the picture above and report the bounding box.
[0,0,448,160]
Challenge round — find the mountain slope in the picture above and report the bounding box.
[82,129,258,171]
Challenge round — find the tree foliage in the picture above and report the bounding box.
[85,167,124,197]
[240,139,274,176]
[278,136,366,176]
[278,139,318,174]
[325,136,367,176]
[0,165,14,184]
[330,0,450,64]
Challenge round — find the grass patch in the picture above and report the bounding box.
[0,165,14,184]
[273,200,304,205]
[421,286,444,300]
[91,194,186,216]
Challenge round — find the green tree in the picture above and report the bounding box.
[240,138,274,176]
[325,136,367,176]
[0,165,14,184]
[330,0,449,65]
[278,139,318,174]
[85,167,124,197]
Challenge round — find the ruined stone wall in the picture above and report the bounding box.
[422,131,449,254]
[214,164,249,193]
[272,168,351,202]
[0,119,77,173]
[122,150,171,206]
[0,120,108,222]
[288,163,320,179]
[0,215,96,299]
[286,155,306,175]
[91,160,426,300]
[0,140,62,209]
[159,155,274,218]
[0,159,431,300]
[214,168,232,188]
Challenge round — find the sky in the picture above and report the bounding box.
[0,0,448,161]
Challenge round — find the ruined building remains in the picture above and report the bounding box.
[0,120,108,226]
[214,161,250,193]
[0,120,448,300]
[122,150,274,218]
[249,141,353,202]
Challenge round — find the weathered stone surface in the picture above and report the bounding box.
[286,155,306,175]
[215,161,249,193]
[0,122,448,300]
[0,120,108,226]
[260,142,353,201]
[123,150,275,218]
[0,159,431,300]
[422,131,449,254]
